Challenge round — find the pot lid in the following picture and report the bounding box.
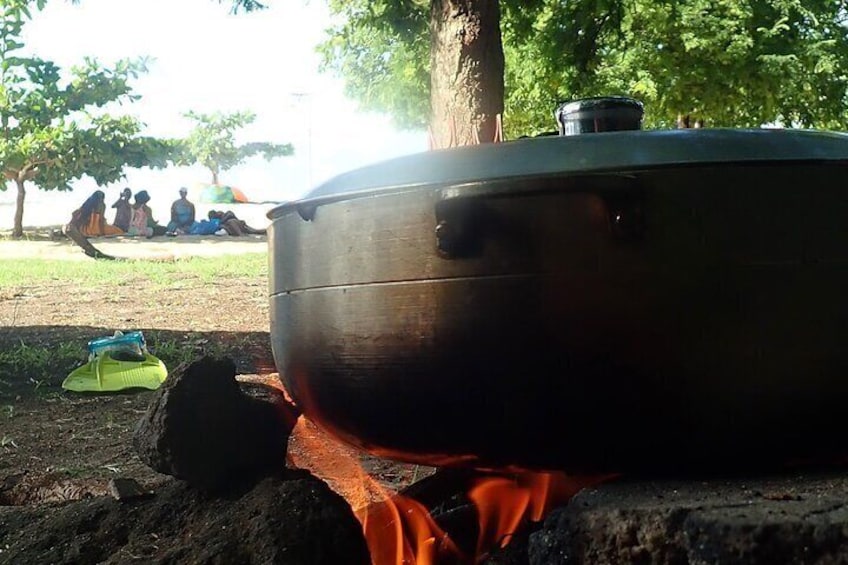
[269,128,848,217]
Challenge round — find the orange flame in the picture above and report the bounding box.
[358,470,612,564]
[287,413,615,565]
[287,415,458,563]
[251,375,615,564]
[470,476,533,553]
[359,493,461,565]
[287,415,388,510]
[468,472,607,557]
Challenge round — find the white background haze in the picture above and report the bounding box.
[0,0,428,229]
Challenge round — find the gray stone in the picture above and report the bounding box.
[132,357,300,490]
[529,472,848,564]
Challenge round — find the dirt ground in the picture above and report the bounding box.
[0,231,269,261]
[0,236,428,561]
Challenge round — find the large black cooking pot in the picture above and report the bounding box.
[268,128,848,474]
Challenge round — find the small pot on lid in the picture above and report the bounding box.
[555,96,644,136]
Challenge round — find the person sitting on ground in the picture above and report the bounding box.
[128,190,153,237]
[186,215,222,235]
[68,190,124,237]
[111,187,132,232]
[128,190,167,237]
[166,187,196,235]
[207,209,267,236]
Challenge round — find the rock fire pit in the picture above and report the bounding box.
[3,356,848,564]
[0,357,370,565]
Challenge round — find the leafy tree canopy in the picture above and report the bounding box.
[173,110,293,185]
[1,0,172,236]
[218,0,267,13]
[320,0,848,136]
[319,0,430,130]
[73,0,268,12]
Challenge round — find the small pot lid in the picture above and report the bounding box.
[555,96,645,136]
[557,96,645,115]
[269,128,848,218]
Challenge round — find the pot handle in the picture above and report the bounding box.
[435,175,645,258]
[434,195,491,259]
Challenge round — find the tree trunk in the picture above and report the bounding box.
[429,0,504,149]
[677,114,705,129]
[13,178,25,238]
[212,169,219,185]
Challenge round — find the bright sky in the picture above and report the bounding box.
[0,0,427,223]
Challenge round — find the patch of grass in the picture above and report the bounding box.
[0,340,86,389]
[0,254,268,388]
[145,332,233,369]
[0,254,268,288]
[52,467,92,478]
[0,332,256,395]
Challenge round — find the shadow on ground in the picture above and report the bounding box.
[0,325,275,400]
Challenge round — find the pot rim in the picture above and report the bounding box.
[268,128,848,220]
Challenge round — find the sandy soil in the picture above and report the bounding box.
[0,233,268,261]
[0,237,428,516]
